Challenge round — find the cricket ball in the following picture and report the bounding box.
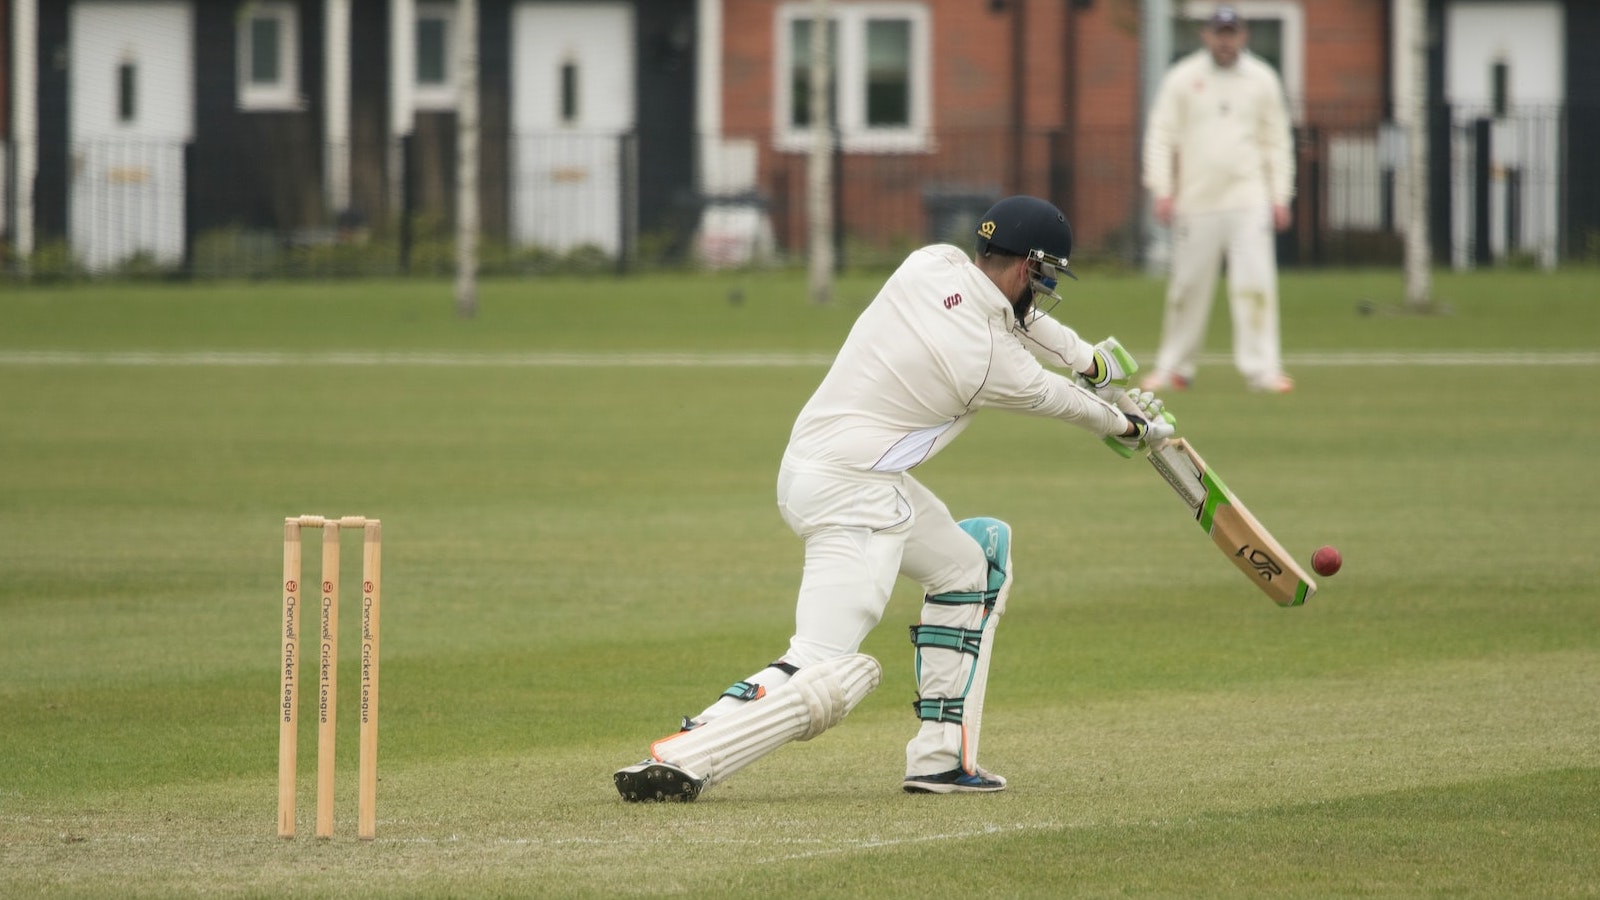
[1311,545,1342,577]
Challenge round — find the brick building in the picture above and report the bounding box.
[710,0,1389,264]
[2,1,1594,273]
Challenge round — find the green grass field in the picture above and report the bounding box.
[2,268,1598,897]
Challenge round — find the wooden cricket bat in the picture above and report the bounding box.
[1143,437,1317,607]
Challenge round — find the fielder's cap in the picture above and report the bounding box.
[1209,5,1241,29]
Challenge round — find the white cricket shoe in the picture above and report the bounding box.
[1140,371,1192,392]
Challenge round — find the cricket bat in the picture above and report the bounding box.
[1108,388,1313,605]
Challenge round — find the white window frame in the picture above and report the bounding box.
[1178,0,1305,119]
[237,1,303,111]
[774,2,932,153]
[414,2,458,111]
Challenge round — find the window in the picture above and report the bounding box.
[1174,0,1303,117]
[776,3,931,152]
[788,18,838,129]
[865,19,911,127]
[414,3,457,110]
[1491,61,1509,118]
[560,61,579,125]
[118,63,137,123]
[237,1,301,111]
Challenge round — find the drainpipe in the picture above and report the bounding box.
[12,0,38,269]
[1061,0,1078,204]
[807,0,833,304]
[695,0,722,195]
[1011,0,1026,193]
[1140,0,1173,273]
[455,0,478,317]
[389,0,415,223]
[326,0,351,214]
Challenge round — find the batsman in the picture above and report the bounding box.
[614,196,1175,801]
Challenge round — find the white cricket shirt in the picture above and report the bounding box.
[785,245,1125,473]
[1142,49,1295,214]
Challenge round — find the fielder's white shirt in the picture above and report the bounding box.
[1142,49,1295,214]
[785,244,1125,473]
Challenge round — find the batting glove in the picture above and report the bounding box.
[1080,336,1139,400]
[1104,390,1176,458]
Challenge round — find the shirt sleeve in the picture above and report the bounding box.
[1016,311,1096,373]
[980,321,1127,437]
[1142,66,1183,200]
[1260,67,1296,205]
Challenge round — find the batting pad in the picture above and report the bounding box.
[907,517,1011,776]
[650,653,882,789]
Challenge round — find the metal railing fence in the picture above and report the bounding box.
[3,106,1589,279]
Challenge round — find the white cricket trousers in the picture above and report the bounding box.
[775,455,985,667]
[770,454,990,774]
[1154,205,1283,387]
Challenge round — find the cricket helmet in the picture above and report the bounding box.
[974,195,1077,286]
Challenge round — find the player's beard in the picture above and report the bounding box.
[1209,41,1240,68]
[1010,280,1035,325]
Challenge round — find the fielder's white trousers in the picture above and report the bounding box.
[1154,206,1284,388]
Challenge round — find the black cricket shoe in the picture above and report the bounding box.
[902,766,1008,794]
[614,760,704,802]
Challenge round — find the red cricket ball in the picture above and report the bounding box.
[1311,545,1342,577]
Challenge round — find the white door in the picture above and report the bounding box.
[1444,1,1564,268]
[511,2,636,256]
[70,1,194,273]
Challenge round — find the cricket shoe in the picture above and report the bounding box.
[1139,371,1191,392]
[1248,373,1295,394]
[614,759,705,802]
[902,766,1008,794]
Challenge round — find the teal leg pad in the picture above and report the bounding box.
[955,517,1011,603]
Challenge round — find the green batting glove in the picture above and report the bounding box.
[1081,337,1139,400]
[1103,390,1177,458]
[1103,432,1139,459]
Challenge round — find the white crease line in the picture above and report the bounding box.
[749,821,1073,863]
[0,350,838,367]
[4,820,1113,856]
[1278,351,1600,366]
[378,820,1077,860]
[0,350,1596,368]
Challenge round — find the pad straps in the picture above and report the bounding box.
[908,623,982,656]
[913,697,965,724]
[717,660,799,702]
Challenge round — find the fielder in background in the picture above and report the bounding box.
[614,196,1174,802]
[1141,5,1296,394]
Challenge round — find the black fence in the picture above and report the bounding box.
[3,107,1592,279]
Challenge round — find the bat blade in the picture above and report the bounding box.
[1148,438,1316,607]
